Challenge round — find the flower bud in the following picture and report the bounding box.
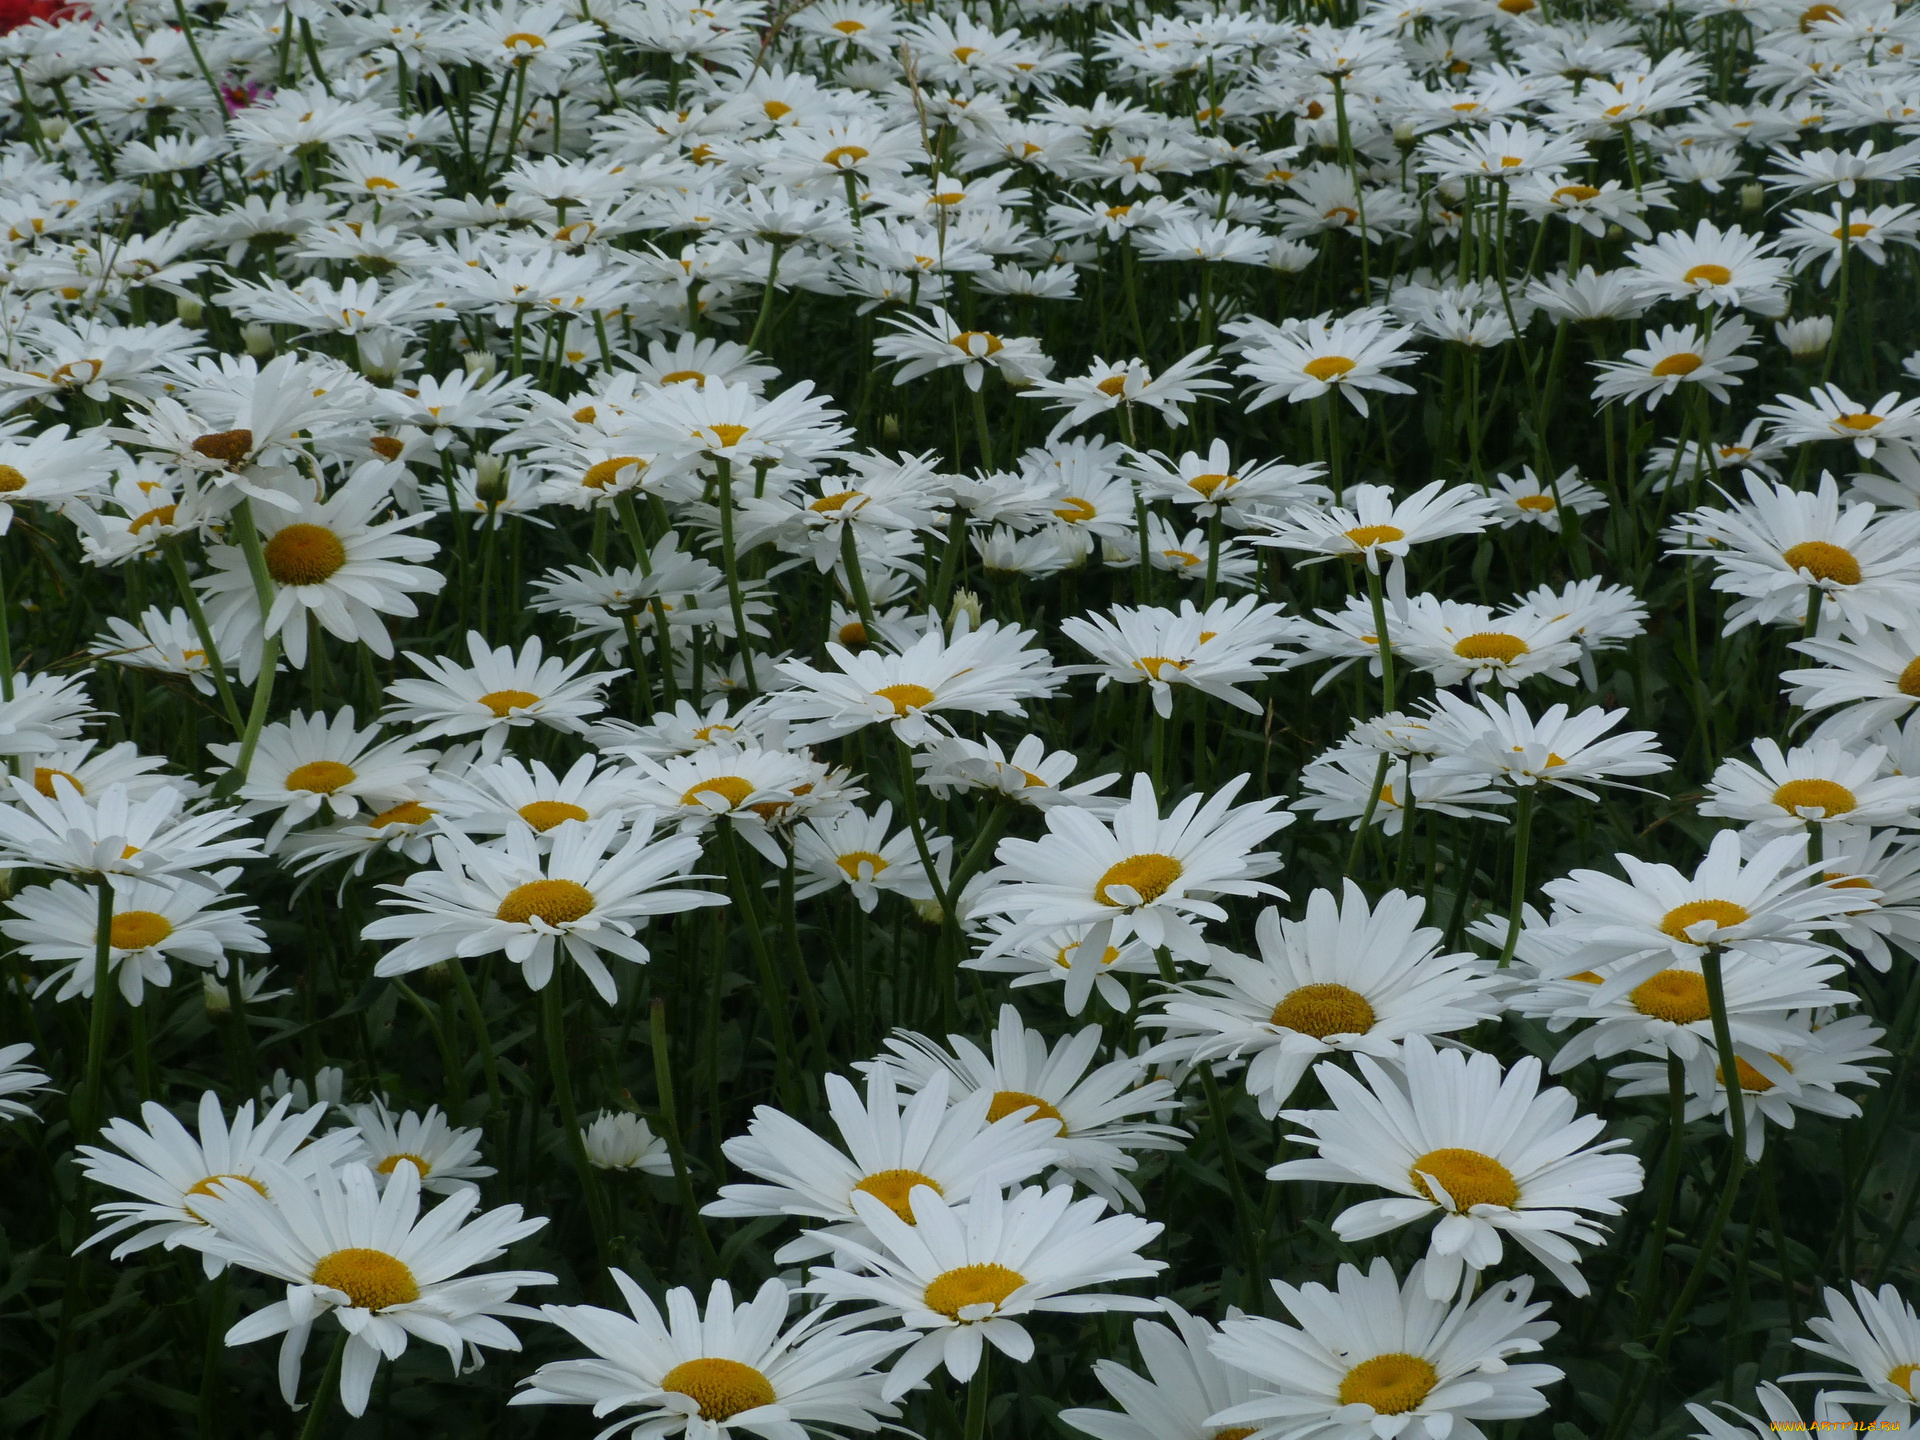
[1741,182,1765,212]
[947,588,983,636]
[582,1111,674,1173]
[240,322,274,358]
[1775,315,1834,362]
[474,454,511,505]
[175,293,204,326]
[463,350,497,380]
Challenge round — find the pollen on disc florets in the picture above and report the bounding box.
[1630,969,1713,1023]
[1338,1352,1440,1415]
[1410,1147,1521,1210]
[923,1262,1025,1320]
[1095,853,1183,906]
[1659,898,1751,941]
[1270,983,1376,1039]
[852,1168,942,1223]
[311,1247,420,1310]
[986,1089,1066,1127]
[263,523,348,586]
[659,1357,777,1421]
[496,878,595,926]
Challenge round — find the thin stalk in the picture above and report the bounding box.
[712,456,759,693]
[78,877,116,1135]
[649,997,721,1275]
[163,543,245,734]
[542,968,616,1271]
[1497,787,1535,968]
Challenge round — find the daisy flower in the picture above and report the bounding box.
[1060,598,1292,719]
[0,669,98,760]
[76,1091,360,1272]
[770,619,1063,747]
[1813,826,1920,971]
[1270,1038,1643,1298]
[0,779,263,882]
[186,1160,552,1418]
[1702,736,1920,833]
[973,773,1289,964]
[1252,480,1498,572]
[1232,311,1420,416]
[1395,595,1585,688]
[427,753,648,844]
[583,1113,675,1175]
[1420,690,1672,799]
[1535,829,1867,997]
[3,869,267,1004]
[0,1043,51,1122]
[1789,1282,1920,1426]
[1144,884,1504,1115]
[383,632,621,760]
[515,1274,905,1438]
[211,707,434,846]
[791,803,946,913]
[913,733,1120,814]
[1592,318,1757,408]
[961,919,1159,1016]
[1489,466,1607,531]
[1207,1258,1562,1440]
[873,1006,1187,1208]
[1292,748,1514,834]
[704,1067,1062,1260]
[1124,439,1328,524]
[1787,617,1920,745]
[1759,382,1920,458]
[339,1099,494,1195]
[362,816,726,1002]
[0,423,122,531]
[1626,219,1791,311]
[806,1182,1164,1399]
[1670,473,1920,634]
[1615,1011,1888,1161]
[874,306,1053,391]
[1687,1382,1857,1440]
[196,467,444,674]
[626,744,833,865]
[1060,1305,1261,1440]
[1021,348,1229,435]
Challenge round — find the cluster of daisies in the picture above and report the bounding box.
[11,0,1920,1433]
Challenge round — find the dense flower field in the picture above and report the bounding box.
[7,0,1920,1434]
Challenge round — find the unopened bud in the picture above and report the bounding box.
[1741,182,1765,213]
[910,897,946,927]
[175,293,204,325]
[1392,118,1418,149]
[357,328,406,384]
[1775,315,1834,361]
[463,350,497,381]
[240,322,274,358]
[947,587,983,635]
[474,454,511,505]
[880,414,901,440]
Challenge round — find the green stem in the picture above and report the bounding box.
[297,1331,346,1440]
[164,542,245,734]
[542,968,615,1270]
[649,997,721,1276]
[962,1351,991,1440]
[447,962,502,1116]
[712,457,758,693]
[1497,788,1535,968]
[78,878,115,1135]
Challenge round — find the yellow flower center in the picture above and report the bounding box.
[371,800,434,828]
[1304,355,1357,381]
[1716,1055,1790,1093]
[706,422,750,447]
[1053,496,1097,522]
[502,31,547,48]
[1270,983,1376,1039]
[263,523,347,585]
[1800,2,1839,28]
[1888,1362,1920,1396]
[1659,898,1752,942]
[660,1358,777,1421]
[1094,853,1183,906]
[1096,375,1130,397]
[1630,969,1712,1022]
[1516,493,1557,512]
[519,800,589,831]
[32,767,81,797]
[1900,656,1920,698]
[375,1152,432,1176]
[1781,539,1862,586]
[660,370,707,386]
[1132,655,1190,679]
[1552,183,1601,202]
[986,1090,1066,1126]
[834,849,889,878]
[763,100,793,120]
[285,759,356,794]
[1835,412,1884,430]
[874,682,936,715]
[832,17,865,31]
[823,144,869,168]
[1187,472,1233,498]
[950,330,1004,356]
[810,491,858,512]
[1452,632,1530,663]
[1683,263,1733,287]
[478,689,541,717]
[182,1171,268,1221]
[310,1247,420,1310]
[1344,523,1405,548]
[1651,352,1703,377]
[682,775,754,810]
[1339,1353,1440,1415]
[191,428,254,467]
[583,456,644,489]
[496,878,595,926]
[128,502,180,533]
[110,910,173,949]
[0,465,25,493]
[1771,778,1856,817]
[923,1262,1025,1319]
[1409,1148,1520,1210]
[852,1168,942,1222]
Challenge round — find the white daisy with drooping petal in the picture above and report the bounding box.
[75,1092,360,1273]
[1207,1258,1563,1440]
[1788,1281,1920,1428]
[1251,480,1498,572]
[211,707,435,846]
[383,632,622,760]
[0,779,264,882]
[1702,736,1920,833]
[362,816,727,1002]
[1144,883,1504,1115]
[704,1068,1062,1260]
[1060,1304,1260,1440]
[187,1160,552,1419]
[339,1098,494,1195]
[0,1043,51,1122]
[973,774,1289,964]
[1270,1039,1644,1298]
[515,1274,907,1438]
[806,1182,1164,1400]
